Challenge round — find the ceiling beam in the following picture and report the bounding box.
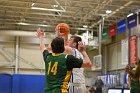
[90,1,134,28]
[2,0,139,10]
[0,5,75,13]
[80,0,113,22]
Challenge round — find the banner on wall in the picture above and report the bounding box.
[121,38,128,65]
[127,14,137,29]
[117,19,127,34]
[102,27,108,40]
[100,74,120,87]
[129,35,138,64]
[109,23,117,37]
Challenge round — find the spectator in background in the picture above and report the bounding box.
[94,76,104,93]
[86,86,91,93]
[89,85,96,93]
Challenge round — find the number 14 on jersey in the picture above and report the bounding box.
[47,62,58,75]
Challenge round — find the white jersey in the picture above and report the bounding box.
[72,48,85,84]
[69,48,86,93]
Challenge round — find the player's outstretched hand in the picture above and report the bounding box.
[78,41,86,52]
[36,28,45,38]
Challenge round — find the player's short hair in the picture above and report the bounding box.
[51,37,65,53]
[70,35,82,49]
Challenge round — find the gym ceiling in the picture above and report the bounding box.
[0,0,140,35]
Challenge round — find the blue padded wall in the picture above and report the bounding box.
[12,74,45,93]
[0,74,12,93]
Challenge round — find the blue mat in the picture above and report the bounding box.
[0,74,12,93]
[0,74,45,93]
[12,74,45,93]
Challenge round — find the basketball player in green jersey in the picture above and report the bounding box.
[37,29,92,93]
[126,59,140,93]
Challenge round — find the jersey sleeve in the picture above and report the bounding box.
[43,50,49,61]
[66,55,83,70]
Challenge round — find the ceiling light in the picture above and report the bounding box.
[31,3,35,6]
[83,25,88,28]
[77,28,87,30]
[31,7,64,12]
[17,22,30,25]
[106,10,112,14]
[38,24,50,27]
[53,5,58,7]
[127,13,133,17]
[17,22,51,27]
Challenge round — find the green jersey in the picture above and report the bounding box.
[129,68,140,93]
[43,50,83,93]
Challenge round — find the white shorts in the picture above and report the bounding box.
[69,83,87,93]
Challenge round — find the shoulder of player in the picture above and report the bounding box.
[43,49,52,54]
[65,46,73,50]
[64,46,73,55]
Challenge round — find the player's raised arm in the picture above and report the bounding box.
[78,42,92,68]
[36,28,47,53]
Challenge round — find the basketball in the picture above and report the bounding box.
[55,23,70,36]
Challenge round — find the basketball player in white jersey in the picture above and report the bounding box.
[68,35,87,93]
